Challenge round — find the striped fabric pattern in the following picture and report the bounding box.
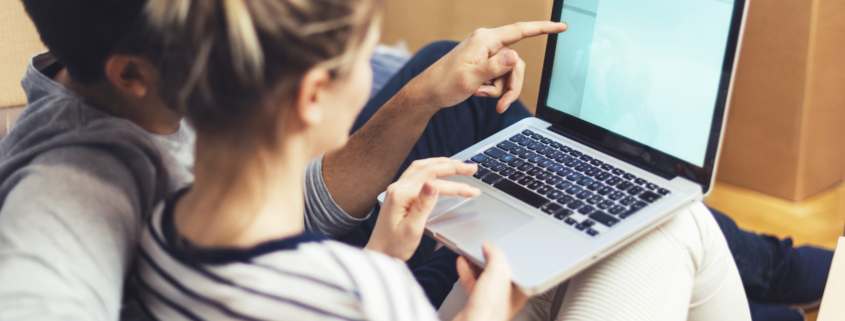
[132,201,439,321]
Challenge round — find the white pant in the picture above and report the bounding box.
[437,202,752,321]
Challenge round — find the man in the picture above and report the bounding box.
[0,1,831,321]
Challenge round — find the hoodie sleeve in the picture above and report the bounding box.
[303,155,373,238]
[0,146,145,321]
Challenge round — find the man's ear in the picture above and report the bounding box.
[104,55,157,98]
[293,67,332,127]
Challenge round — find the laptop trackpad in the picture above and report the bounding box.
[427,193,533,257]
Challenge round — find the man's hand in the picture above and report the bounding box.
[410,21,567,113]
[365,158,480,261]
[453,241,530,321]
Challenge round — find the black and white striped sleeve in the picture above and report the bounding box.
[303,156,374,238]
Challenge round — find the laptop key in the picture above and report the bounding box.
[557,168,574,177]
[580,155,593,162]
[474,168,491,179]
[585,167,601,177]
[510,146,526,155]
[586,228,599,236]
[658,188,671,195]
[490,163,507,172]
[527,181,543,190]
[587,182,603,191]
[499,154,516,163]
[517,163,533,171]
[558,195,575,205]
[623,173,636,181]
[527,141,543,150]
[609,191,626,201]
[561,146,573,153]
[598,200,614,210]
[578,206,595,215]
[518,177,535,185]
[497,140,517,151]
[627,186,644,195]
[620,203,647,219]
[541,138,553,145]
[616,181,634,191]
[510,134,526,142]
[565,186,583,194]
[635,178,647,185]
[484,148,507,159]
[566,172,584,181]
[526,168,542,176]
[531,134,544,140]
[500,168,517,177]
[522,129,534,136]
[570,150,583,157]
[482,173,503,185]
[597,186,614,195]
[555,155,573,163]
[587,195,603,205]
[590,212,620,227]
[646,183,658,190]
[555,181,573,190]
[546,176,563,185]
[508,158,525,167]
[576,177,593,186]
[609,205,626,215]
[575,223,589,231]
[528,155,544,163]
[567,200,584,210]
[555,209,574,220]
[547,163,564,172]
[542,203,563,215]
[550,142,562,149]
[547,190,564,200]
[595,172,612,181]
[492,179,548,208]
[519,150,536,159]
[508,172,525,181]
[639,191,661,203]
[576,190,592,199]
[536,185,552,195]
[471,154,489,163]
[605,177,622,186]
[612,168,625,176]
[563,217,577,225]
[590,159,604,166]
[536,146,552,155]
[537,159,554,168]
[620,196,637,206]
[546,150,562,159]
[519,137,534,146]
[481,159,498,167]
[602,164,614,171]
[574,163,590,172]
[535,172,553,180]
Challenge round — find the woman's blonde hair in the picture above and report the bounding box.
[145,0,382,137]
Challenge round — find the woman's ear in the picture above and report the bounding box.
[104,55,158,98]
[294,67,332,127]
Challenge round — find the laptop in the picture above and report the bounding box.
[380,0,749,295]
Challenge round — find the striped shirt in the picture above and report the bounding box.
[131,190,439,321]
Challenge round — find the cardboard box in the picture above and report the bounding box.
[381,0,553,114]
[716,0,845,201]
[817,237,845,321]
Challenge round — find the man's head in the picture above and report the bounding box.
[22,0,180,134]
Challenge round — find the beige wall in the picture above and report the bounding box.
[0,1,46,109]
[381,0,554,114]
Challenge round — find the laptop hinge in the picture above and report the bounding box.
[547,124,676,180]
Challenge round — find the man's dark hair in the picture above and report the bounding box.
[22,0,152,83]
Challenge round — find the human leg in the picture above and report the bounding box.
[710,207,833,306]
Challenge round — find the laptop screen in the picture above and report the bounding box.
[544,0,736,167]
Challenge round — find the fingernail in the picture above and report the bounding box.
[501,51,516,67]
[477,92,489,97]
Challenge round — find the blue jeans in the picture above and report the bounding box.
[340,41,823,313]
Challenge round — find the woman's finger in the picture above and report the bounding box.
[426,180,481,198]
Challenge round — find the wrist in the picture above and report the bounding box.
[398,71,443,112]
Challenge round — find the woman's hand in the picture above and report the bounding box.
[454,242,530,321]
[407,21,568,113]
[365,158,481,261]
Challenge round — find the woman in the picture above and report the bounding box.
[131,0,752,319]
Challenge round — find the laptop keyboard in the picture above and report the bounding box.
[467,129,671,237]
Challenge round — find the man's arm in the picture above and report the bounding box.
[323,22,568,218]
[0,148,144,321]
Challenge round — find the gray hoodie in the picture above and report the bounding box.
[0,53,366,321]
